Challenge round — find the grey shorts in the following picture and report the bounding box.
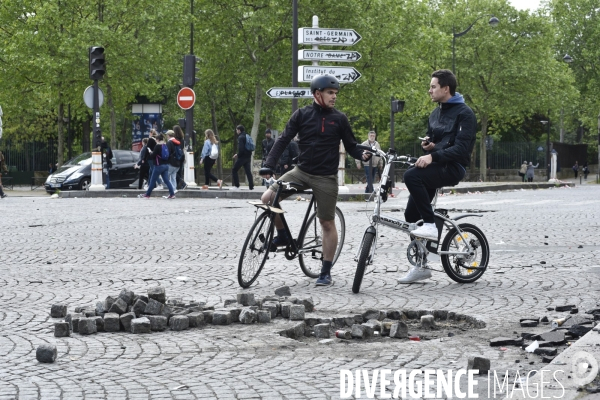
[269,167,338,220]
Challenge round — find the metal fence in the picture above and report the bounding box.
[0,139,60,172]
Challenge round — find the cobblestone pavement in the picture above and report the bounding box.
[1,185,599,399]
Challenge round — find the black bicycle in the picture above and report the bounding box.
[237,175,345,288]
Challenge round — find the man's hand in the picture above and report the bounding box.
[415,154,433,168]
[362,151,372,161]
[421,136,435,152]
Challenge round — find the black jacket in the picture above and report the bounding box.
[426,100,477,168]
[237,132,252,159]
[262,138,275,161]
[278,140,299,172]
[166,139,184,168]
[149,143,168,166]
[265,102,363,176]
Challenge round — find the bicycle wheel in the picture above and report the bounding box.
[238,211,273,288]
[352,231,375,294]
[298,207,345,278]
[440,223,489,283]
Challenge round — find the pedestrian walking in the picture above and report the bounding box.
[356,131,382,193]
[146,130,163,190]
[261,129,275,167]
[526,162,539,182]
[173,125,187,190]
[231,125,254,190]
[100,137,113,189]
[582,162,589,180]
[199,129,222,189]
[519,161,527,182]
[134,138,150,189]
[572,161,579,178]
[165,130,183,192]
[0,150,8,198]
[138,134,175,199]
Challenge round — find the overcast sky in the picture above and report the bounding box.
[509,0,542,11]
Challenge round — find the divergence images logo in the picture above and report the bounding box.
[570,351,599,386]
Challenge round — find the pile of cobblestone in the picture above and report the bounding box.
[48,285,320,338]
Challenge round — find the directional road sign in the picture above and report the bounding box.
[266,88,313,99]
[298,49,361,62]
[298,28,362,46]
[177,87,196,110]
[298,66,362,83]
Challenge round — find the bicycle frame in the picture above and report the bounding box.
[358,148,482,262]
[253,180,317,257]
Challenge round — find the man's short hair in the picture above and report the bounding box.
[265,129,271,134]
[431,69,457,96]
[236,125,245,132]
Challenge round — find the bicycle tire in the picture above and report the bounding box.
[298,207,345,278]
[352,231,375,294]
[237,212,273,288]
[440,223,489,283]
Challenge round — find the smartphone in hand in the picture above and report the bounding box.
[418,136,431,144]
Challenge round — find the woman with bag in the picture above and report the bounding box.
[519,161,527,182]
[199,129,222,189]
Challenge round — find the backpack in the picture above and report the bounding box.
[209,143,219,160]
[172,142,184,161]
[245,134,255,152]
[160,144,170,160]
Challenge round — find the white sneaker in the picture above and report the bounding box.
[157,184,164,190]
[411,223,438,240]
[174,189,178,194]
[230,187,240,191]
[397,267,432,283]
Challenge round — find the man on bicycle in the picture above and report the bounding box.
[260,74,370,286]
[398,69,477,284]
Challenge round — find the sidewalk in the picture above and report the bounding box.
[46,179,577,200]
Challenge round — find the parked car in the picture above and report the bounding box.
[45,150,140,193]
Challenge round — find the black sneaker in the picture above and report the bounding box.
[315,274,333,286]
[0,194,7,199]
[271,235,290,247]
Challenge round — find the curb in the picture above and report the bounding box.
[57,182,574,201]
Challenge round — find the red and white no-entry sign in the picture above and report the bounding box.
[177,87,196,110]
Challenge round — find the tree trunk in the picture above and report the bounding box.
[57,102,65,166]
[82,115,91,153]
[107,84,117,148]
[479,114,488,182]
[211,97,222,179]
[249,81,263,185]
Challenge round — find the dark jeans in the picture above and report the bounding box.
[403,162,465,224]
[364,166,377,193]
[203,157,219,185]
[176,163,185,189]
[138,165,149,189]
[145,164,174,196]
[148,161,163,189]
[233,156,253,189]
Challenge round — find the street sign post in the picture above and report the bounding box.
[266,88,313,99]
[298,49,361,62]
[177,87,196,110]
[298,28,362,46]
[298,66,361,83]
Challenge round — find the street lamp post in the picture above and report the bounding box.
[452,15,499,74]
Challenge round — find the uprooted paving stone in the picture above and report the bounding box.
[50,287,317,338]
[279,309,485,343]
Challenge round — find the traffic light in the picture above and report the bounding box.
[89,46,106,80]
[183,55,200,87]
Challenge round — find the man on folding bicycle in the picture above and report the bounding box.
[259,74,370,287]
[398,69,477,284]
